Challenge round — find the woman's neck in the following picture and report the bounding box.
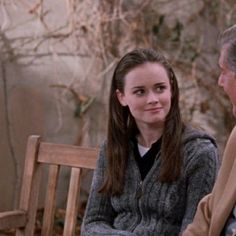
[137,127,163,148]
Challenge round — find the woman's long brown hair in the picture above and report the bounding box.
[99,48,185,196]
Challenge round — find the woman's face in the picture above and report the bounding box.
[218,47,236,117]
[117,62,172,128]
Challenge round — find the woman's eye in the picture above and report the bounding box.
[134,89,145,95]
[156,86,166,92]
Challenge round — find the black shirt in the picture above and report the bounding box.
[133,137,162,180]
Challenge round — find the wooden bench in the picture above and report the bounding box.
[0,135,98,235]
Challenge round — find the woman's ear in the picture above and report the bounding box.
[116,89,127,106]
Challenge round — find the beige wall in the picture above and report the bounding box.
[0,60,104,210]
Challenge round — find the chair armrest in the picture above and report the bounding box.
[0,210,27,230]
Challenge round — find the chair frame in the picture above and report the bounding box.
[0,135,98,236]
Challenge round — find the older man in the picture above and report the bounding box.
[183,24,236,236]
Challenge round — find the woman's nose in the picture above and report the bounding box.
[147,92,158,104]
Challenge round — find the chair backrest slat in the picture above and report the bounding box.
[18,136,41,210]
[63,167,81,236]
[16,136,42,236]
[41,165,60,236]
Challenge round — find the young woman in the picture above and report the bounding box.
[81,48,219,236]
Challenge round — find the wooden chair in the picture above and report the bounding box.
[0,135,98,236]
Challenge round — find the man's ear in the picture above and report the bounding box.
[116,89,127,106]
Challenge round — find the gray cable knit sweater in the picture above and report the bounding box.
[81,127,219,236]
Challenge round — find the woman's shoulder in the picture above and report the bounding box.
[96,140,107,166]
[182,125,217,148]
[182,125,219,169]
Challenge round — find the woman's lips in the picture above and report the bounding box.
[145,107,162,112]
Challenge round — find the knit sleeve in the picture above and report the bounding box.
[81,143,136,236]
[179,139,219,235]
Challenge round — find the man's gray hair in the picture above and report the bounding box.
[220,24,236,74]
[220,24,236,46]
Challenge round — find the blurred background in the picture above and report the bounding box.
[0,0,235,229]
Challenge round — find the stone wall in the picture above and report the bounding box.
[0,0,235,211]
